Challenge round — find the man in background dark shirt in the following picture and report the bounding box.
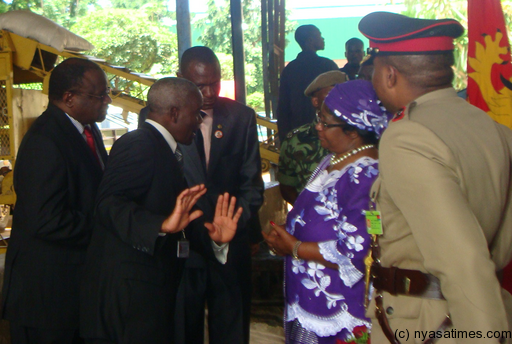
[276,24,338,142]
[339,38,364,80]
[357,55,374,81]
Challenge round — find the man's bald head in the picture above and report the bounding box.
[147,77,202,117]
[146,77,203,144]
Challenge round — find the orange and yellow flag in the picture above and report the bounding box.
[467,0,512,129]
[468,0,512,295]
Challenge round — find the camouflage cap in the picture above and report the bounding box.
[304,70,348,97]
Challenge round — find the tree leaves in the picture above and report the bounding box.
[71,8,178,76]
[1,0,177,78]
[194,0,295,99]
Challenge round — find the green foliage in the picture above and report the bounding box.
[0,1,9,14]
[194,0,260,94]
[215,52,258,91]
[247,91,265,112]
[8,0,39,11]
[216,52,236,80]
[0,0,177,80]
[109,0,149,9]
[108,0,174,22]
[6,0,97,29]
[194,0,294,96]
[13,83,42,90]
[501,0,512,45]
[71,8,177,76]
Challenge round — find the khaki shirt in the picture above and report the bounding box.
[368,88,511,343]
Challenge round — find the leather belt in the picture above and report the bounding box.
[372,263,445,300]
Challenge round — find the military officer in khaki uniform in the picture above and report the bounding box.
[358,12,511,343]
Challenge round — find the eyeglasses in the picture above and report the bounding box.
[72,87,111,100]
[316,113,347,129]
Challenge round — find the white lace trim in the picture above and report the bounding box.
[285,300,371,337]
[305,156,378,193]
[319,240,363,287]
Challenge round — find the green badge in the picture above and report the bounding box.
[365,210,383,235]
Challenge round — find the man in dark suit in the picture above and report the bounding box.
[80,77,242,343]
[170,46,264,343]
[276,25,338,142]
[1,58,110,343]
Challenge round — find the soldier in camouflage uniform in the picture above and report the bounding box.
[278,70,347,205]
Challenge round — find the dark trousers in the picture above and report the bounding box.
[84,338,114,343]
[10,323,82,344]
[174,244,251,344]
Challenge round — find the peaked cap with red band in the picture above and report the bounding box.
[358,12,464,55]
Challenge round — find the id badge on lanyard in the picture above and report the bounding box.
[364,189,383,308]
[177,230,190,258]
[365,210,383,235]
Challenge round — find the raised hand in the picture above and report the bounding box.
[161,184,207,233]
[205,192,243,244]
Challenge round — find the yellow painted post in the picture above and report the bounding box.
[0,49,17,204]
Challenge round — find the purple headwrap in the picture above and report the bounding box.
[324,80,393,138]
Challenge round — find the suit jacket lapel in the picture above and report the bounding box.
[178,140,207,187]
[142,122,185,189]
[50,105,104,177]
[178,137,212,218]
[207,102,228,179]
[141,122,176,161]
[91,123,108,165]
[138,123,190,227]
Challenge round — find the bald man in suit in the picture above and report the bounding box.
[81,77,242,343]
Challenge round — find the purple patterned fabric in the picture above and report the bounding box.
[284,155,378,343]
[324,80,392,138]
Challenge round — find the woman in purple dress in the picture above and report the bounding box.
[264,80,392,343]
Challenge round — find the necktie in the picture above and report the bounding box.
[84,126,101,166]
[175,146,184,172]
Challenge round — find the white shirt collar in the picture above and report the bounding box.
[145,119,178,153]
[65,113,86,134]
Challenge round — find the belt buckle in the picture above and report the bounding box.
[404,277,411,294]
